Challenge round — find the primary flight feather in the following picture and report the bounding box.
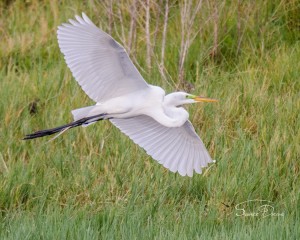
[24,13,217,177]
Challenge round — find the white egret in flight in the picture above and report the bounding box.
[24,13,218,177]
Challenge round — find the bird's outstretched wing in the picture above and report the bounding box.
[110,116,213,177]
[57,13,149,103]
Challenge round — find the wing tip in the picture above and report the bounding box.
[69,19,78,26]
[56,13,95,33]
[169,158,218,177]
[82,12,94,25]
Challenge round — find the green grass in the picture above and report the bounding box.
[0,0,299,239]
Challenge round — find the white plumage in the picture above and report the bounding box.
[25,13,217,177]
[57,13,148,103]
[111,116,212,177]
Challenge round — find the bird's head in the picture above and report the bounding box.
[165,92,218,107]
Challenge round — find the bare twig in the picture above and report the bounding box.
[179,0,203,85]
[108,0,113,35]
[116,0,126,46]
[153,0,163,47]
[237,0,242,56]
[145,0,151,70]
[211,0,219,59]
[160,0,169,71]
[128,0,137,53]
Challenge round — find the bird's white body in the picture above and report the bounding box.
[73,85,189,128]
[26,13,217,177]
[90,86,166,119]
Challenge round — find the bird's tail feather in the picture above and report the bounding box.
[71,105,102,121]
[23,113,106,140]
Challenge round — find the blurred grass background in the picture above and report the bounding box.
[0,0,299,239]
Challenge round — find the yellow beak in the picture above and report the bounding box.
[193,96,218,103]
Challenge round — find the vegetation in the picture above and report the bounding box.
[0,0,299,238]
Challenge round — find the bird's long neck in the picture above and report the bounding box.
[149,98,189,127]
[148,107,187,128]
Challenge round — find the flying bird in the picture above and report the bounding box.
[24,13,217,177]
